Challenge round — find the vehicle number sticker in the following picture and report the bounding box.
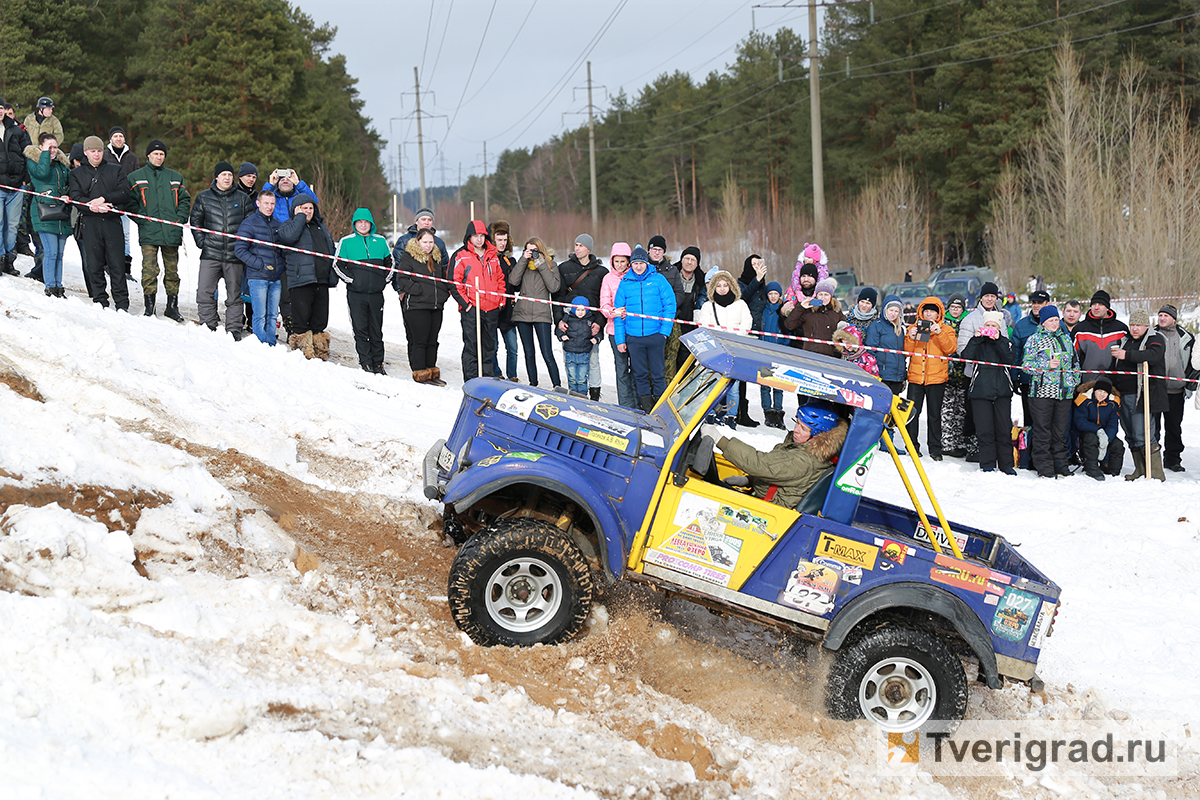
[778,560,840,615]
[496,389,546,420]
[991,586,1039,642]
[437,444,455,472]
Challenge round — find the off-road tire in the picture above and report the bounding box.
[448,519,593,647]
[443,506,469,546]
[825,625,968,733]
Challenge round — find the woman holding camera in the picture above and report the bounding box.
[903,296,958,460]
[782,277,845,358]
[508,236,564,390]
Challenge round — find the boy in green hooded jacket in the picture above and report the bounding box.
[334,208,393,373]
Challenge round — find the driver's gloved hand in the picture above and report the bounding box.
[700,423,727,444]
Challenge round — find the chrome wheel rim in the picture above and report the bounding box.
[484,556,563,633]
[859,656,936,732]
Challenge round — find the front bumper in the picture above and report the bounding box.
[423,438,447,500]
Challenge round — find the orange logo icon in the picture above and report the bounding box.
[887,731,919,764]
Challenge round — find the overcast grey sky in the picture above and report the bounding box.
[293,0,815,194]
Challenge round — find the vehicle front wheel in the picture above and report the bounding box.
[447,519,593,647]
[825,626,968,732]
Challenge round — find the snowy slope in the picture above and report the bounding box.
[1,242,1198,798]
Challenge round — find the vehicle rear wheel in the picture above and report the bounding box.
[447,518,593,647]
[825,625,967,732]
[443,506,469,545]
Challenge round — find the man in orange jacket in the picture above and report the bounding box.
[449,220,506,380]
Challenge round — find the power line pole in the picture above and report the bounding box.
[808,0,826,238]
[414,66,428,210]
[587,61,598,230]
[483,141,489,219]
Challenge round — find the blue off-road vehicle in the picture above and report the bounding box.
[424,329,1061,732]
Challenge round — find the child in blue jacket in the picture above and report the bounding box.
[757,281,788,429]
[1072,377,1121,480]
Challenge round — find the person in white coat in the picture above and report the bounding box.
[697,269,754,428]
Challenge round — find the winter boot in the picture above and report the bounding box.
[164,295,185,323]
[589,387,601,401]
[1,253,18,275]
[54,287,66,298]
[413,368,432,384]
[124,254,134,281]
[373,364,388,376]
[427,366,447,387]
[143,293,157,317]
[312,331,330,361]
[1124,448,1145,482]
[44,286,54,297]
[736,411,759,428]
[281,315,294,337]
[1054,459,1071,477]
[638,395,656,414]
[1149,443,1166,482]
[771,410,786,429]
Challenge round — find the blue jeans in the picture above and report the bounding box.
[247,279,282,345]
[492,326,519,379]
[760,385,783,411]
[517,321,561,387]
[1119,397,1159,451]
[717,383,740,420]
[564,351,590,394]
[610,335,636,408]
[41,233,68,288]
[0,189,23,255]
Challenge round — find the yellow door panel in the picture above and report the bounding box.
[636,478,799,591]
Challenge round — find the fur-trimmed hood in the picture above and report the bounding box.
[1074,379,1121,404]
[832,323,862,353]
[23,144,69,167]
[405,235,442,266]
[794,417,850,462]
[706,269,741,303]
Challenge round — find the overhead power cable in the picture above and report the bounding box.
[443,0,499,141]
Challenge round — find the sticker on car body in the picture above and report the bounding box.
[496,389,546,420]
[991,586,1039,642]
[814,532,878,570]
[777,561,840,615]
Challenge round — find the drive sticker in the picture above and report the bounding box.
[878,539,906,566]
[477,455,502,467]
[778,561,840,615]
[562,408,634,436]
[929,554,989,594]
[914,521,970,554]
[813,556,862,585]
[496,389,546,420]
[1027,600,1056,650]
[834,448,875,497]
[991,586,1040,642]
[814,532,878,570]
[718,504,770,535]
[534,403,559,420]
[577,426,629,450]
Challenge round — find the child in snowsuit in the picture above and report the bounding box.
[559,296,602,396]
[833,322,879,378]
[758,281,788,429]
[1072,377,1121,480]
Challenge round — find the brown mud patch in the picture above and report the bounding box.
[0,483,169,533]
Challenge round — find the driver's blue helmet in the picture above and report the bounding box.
[794,400,840,436]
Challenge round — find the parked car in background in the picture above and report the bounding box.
[930,275,984,308]
[881,282,934,324]
[927,264,997,287]
[830,269,858,303]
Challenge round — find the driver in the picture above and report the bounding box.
[701,401,849,510]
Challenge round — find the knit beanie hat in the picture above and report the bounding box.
[1159,304,1178,321]
[108,126,126,139]
[414,206,434,222]
[766,280,783,296]
[1094,376,1113,395]
[1090,289,1111,308]
[1129,308,1150,327]
[680,245,702,265]
[799,262,819,281]
[630,245,649,264]
[982,310,1004,327]
[1039,304,1060,323]
[238,162,258,178]
[648,235,667,251]
[214,160,234,178]
[884,295,903,312]
[815,277,838,296]
[145,139,167,156]
[575,233,594,252]
[856,287,878,307]
[82,135,104,151]
[571,295,590,312]
[802,243,823,262]
[980,281,1000,299]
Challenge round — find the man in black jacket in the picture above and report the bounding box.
[103,126,139,277]
[191,161,252,337]
[69,136,132,310]
[0,109,31,275]
[553,233,607,400]
[1111,308,1167,481]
